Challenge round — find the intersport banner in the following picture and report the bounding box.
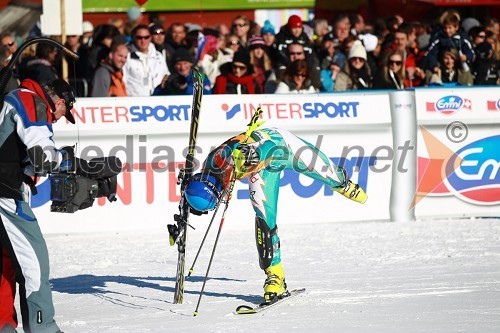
[34,93,393,233]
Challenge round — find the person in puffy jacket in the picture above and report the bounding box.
[213,50,255,94]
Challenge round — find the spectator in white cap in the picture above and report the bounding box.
[82,21,94,45]
[334,40,372,91]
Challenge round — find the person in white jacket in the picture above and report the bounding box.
[124,25,170,96]
[275,59,317,94]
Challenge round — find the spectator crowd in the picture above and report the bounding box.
[1,7,499,98]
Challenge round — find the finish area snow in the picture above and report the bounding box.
[27,218,500,332]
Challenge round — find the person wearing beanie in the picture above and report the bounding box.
[154,48,211,96]
[260,20,281,70]
[334,40,372,91]
[261,20,276,37]
[248,35,274,93]
[213,50,256,94]
[472,41,498,85]
[149,22,168,63]
[275,14,314,66]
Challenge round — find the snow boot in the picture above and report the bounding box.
[263,263,287,303]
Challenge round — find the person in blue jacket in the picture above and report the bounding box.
[153,48,211,96]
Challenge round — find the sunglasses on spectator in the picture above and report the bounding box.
[153,29,165,35]
[389,59,403,66]
[3,41,15,47]
[234,23,247,28]
[227,40,239,46]
[135,35,151,40]
[350,57,365,62]
[233,64,247,71]
[294,73,306,78]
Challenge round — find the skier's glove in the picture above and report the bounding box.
[233,144,260,176]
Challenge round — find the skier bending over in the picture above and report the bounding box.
[184,127,367,302]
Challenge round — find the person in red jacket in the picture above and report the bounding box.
[213,50,256,94]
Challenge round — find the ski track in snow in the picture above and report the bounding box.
[15,218,500,332]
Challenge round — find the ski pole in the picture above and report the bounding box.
[188,107,264,277]
[193,178,236,316]
[187,186,230,278]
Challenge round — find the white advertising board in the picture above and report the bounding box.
[34,93,393,233]
[414,88,500,219]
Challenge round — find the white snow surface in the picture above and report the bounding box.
[19,218,500,332]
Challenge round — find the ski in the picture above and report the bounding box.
[235,288,306,315]
[169,68,204,304]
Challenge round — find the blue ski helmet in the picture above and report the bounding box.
[185,173,223,212]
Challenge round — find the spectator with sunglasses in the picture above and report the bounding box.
[276,42,322,91]
[213,50,255,94]
[231,15,252,49]
[124,24,170,96]
[373,49,406,90]
[0,33,18,55]
[149,22,168,64]
[275,59,316,93]
[335,40,372,91]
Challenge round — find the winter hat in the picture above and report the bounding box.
[462,17,480,34]
[358,33,378,52]
[287,15,303,29]
[232,50,253,73]
[82,21,94,34]
[127,7,141,21]
[148,23,165,35]
[261,20,276,36]
[475,41,493,60]
[172,48,194,64]
[249,35,265,49]
[197,35,218,61]
[348,40,367,60]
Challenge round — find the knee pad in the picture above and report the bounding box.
[255,217,278,270]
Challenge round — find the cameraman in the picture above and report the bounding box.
[153,48,211,96]
[0,78,76,333]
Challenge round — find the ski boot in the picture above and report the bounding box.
[336,180,367,204]
[263,263,288,303]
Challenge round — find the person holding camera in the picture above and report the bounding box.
[153,48,211,96]
[0,78,77,333]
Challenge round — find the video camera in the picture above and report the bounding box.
[49,156,122,213]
